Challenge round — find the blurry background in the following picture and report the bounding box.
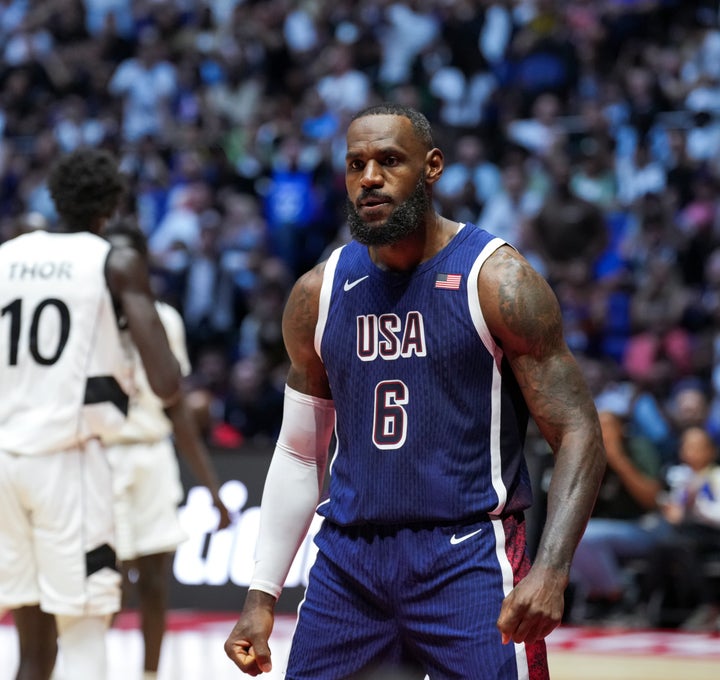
[2,0,720,636]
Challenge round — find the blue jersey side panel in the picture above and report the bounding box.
[317,224,532,525]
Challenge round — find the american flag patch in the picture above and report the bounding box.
[435,272,462,290]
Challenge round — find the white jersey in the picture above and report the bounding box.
[0,230,132,455]
[103,301,191,445]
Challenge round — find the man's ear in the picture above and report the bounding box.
[425,148,444,184]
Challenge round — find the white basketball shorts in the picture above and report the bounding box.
[0,439,121,616]
[106,438,187,562]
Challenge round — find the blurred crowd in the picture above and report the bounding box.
[2,1,720,606]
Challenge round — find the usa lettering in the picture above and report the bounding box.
[9,261,73,279]
[357,312,427,361]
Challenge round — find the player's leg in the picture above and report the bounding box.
[0,452,57,680]
[12,605,57,680]
[55,614,112,680]
[34,443,121,680]
[135,551,173,675]
[111,439,186,677]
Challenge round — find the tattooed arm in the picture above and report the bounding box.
[479,246,606,645]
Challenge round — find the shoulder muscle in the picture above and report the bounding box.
[282,261,331,398]
[479,246,564,360]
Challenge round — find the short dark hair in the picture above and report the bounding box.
[103,216,148,258]
[48,148,126,231]
[351,104,434,150]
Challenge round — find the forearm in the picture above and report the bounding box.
[609,452,661,511]
[166,397,222,494]
[535,430,606,574]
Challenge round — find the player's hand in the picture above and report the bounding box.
[496,564,567,645]
[213,494,233,530]
[224,591,276,675]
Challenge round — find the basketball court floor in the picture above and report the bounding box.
[2,610,720,680]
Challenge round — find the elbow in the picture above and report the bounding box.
[151,376,184,407]
[145,355,184,405]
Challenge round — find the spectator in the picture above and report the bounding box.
[506,92,567,159]
[185,345,238,449]
[631,380,715,466]
[148,180,213,271]
[179,214,247,363]
[645,427,720,629]
[569,409,668,623]
[83,0,134,39]
[616,138,667,208]
[261,133,329,277]
[108,26,178,143]
[663,127,698,211]
[223,354,284,445]
[428,2,497,131]
[506,0,579,109]
[476,156,543,253]
[375,1,440,89]
[434,133,501,225]
[215,189,269,294]
[528,151,608,286]
[676,171,720,287]
[568,100,618,210]
[52,95,108,152]
[235,257,292,368]
[314,42,372,116]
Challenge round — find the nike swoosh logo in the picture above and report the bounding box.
[450,528,483,545]
[343,275,369,292]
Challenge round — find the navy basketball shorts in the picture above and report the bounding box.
[286,513,549,679]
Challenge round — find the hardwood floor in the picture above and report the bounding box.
[2,612,719,679]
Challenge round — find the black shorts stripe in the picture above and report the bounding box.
[83,376,129,415]
[86,543,118,576]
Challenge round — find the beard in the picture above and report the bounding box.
[346,176,430,247]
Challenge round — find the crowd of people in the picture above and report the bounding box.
[1,0,720,640]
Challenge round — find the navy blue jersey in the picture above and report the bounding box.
[316,223,533,526]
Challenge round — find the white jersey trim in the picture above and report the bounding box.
[492,517,530,680]
[467,236,510,515]
[467,236,506,356]
[314,245,343,363]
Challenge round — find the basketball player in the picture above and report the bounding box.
[102,218,232,680]
[224,104,606,678]
[0,148,184,680]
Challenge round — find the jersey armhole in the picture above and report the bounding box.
[467,237,507,357]
[314,246,344,363]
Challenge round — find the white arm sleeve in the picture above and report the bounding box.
[249,385,335,599]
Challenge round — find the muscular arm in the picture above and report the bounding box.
[105,246,182,404]
[225,262,334,675]
[165,397,231,528]
[481,246,606,643]
[251,262,333,588]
